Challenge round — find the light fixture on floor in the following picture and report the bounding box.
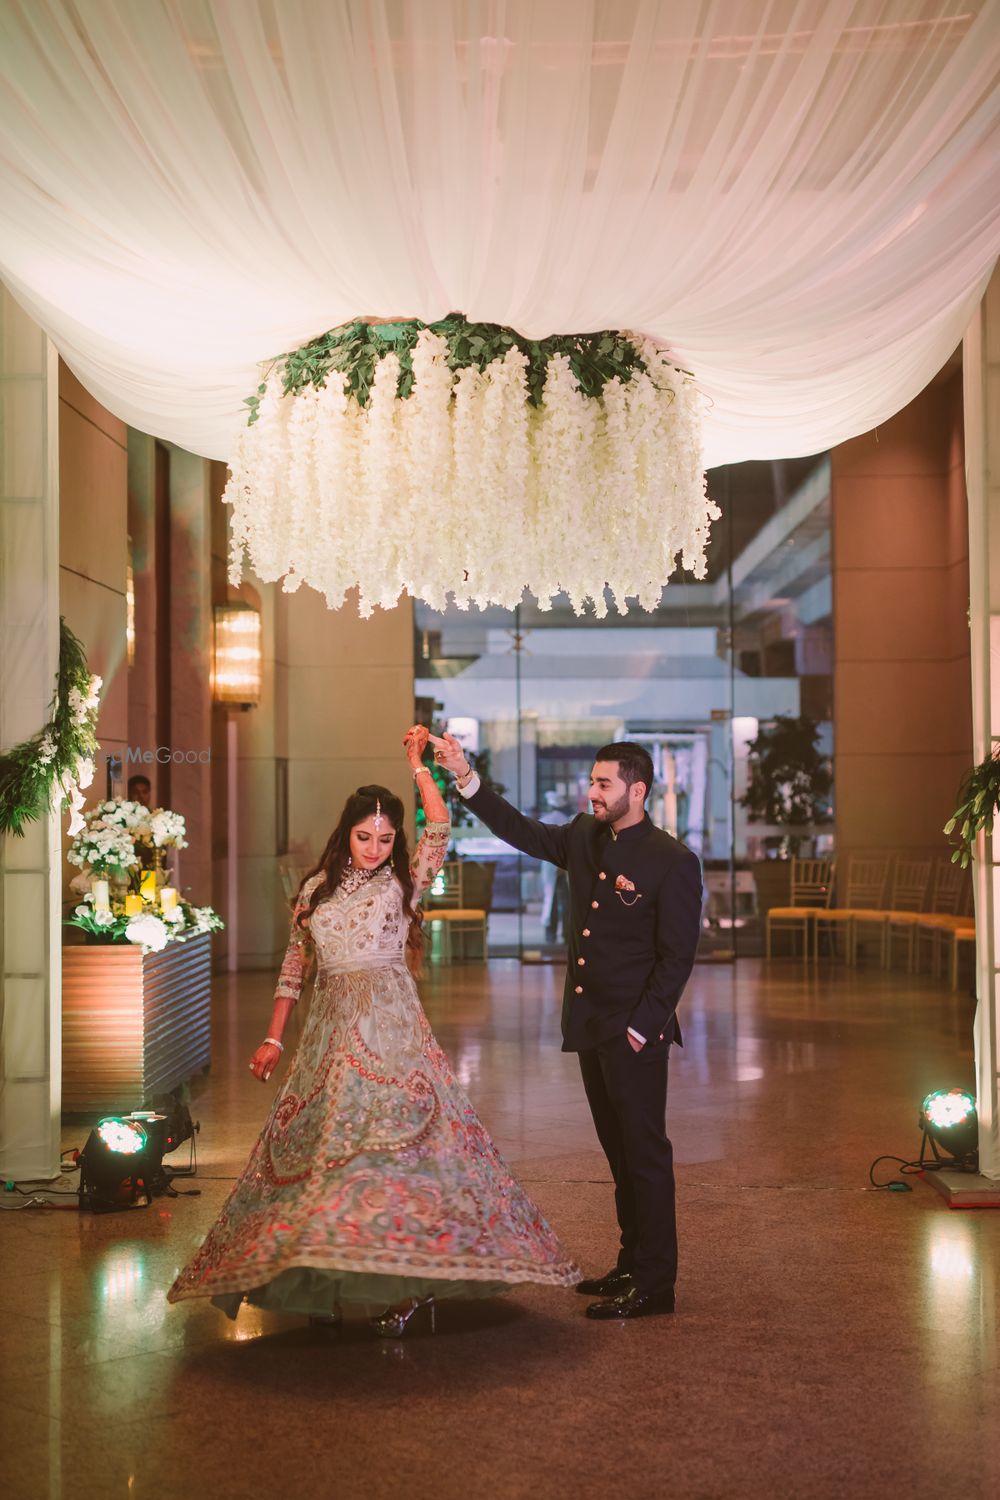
[919,1089,978,1168]
[77,1116,164,1213]
[145,1095,201,1192]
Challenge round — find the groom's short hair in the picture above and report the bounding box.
[594,742,655,801]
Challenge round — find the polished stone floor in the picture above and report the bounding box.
[1,958,998,1500]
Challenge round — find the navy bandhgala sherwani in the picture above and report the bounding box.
[460,781,703,1296]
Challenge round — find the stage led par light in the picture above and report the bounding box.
[149,1095,197,1155]
[78,1115,165,1213]
[919,1089,979,1166]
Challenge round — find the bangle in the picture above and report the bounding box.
[457,765,473,786]
[413,766,432,779]
[263,1036,284,1053]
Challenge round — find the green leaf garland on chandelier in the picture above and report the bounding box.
[243,315,677,424]
[227,313,714,617]
[0,618,101,838]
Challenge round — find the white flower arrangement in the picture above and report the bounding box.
[74,897,117,929]
[66,794,221,947]
[97,798,152,835]
[124,913,170,952]
[66,797,218,947]
[67,819,139,875]
[188,905,225,934]
[146,809,188,850]
[66,889,225,947]
[226,320,716,617]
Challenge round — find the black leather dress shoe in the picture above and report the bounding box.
[575,1267,633,1298]
[585,1285,675,1320]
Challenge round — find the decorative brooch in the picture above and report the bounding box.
[615,874,642,907]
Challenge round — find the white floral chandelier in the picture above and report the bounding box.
[225,317,715,617]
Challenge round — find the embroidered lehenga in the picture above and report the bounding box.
[168,818,579,1317]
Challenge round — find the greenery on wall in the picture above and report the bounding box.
[0,619,99,838]
[945,748,1000,868]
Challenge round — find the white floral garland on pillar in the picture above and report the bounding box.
[225,318,716,617]
[0,618,100,838]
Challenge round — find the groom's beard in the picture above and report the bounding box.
[591,790,630,824]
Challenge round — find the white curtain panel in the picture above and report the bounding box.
[0,0,998,465]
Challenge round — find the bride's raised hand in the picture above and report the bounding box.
[403,724,430,768]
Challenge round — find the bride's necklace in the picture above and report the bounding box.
[340,863,384,895]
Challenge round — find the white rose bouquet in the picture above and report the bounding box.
[67,818,139,876]
[145,809,188,850]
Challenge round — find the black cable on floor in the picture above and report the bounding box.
[868,1149,979,1190]
[0,1182,81,1211]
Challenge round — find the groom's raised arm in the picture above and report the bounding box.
[430,729,574,867]
[459,778,574,869]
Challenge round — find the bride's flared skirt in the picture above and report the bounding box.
[167,966,579,1317]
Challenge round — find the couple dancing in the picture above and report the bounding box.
[168,726,701,1334]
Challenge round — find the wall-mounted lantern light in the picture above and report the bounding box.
[212,603,262,710]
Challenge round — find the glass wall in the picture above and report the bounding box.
[416,456,833,957]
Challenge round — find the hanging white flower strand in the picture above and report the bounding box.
[225,320,715,616]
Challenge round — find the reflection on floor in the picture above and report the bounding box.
[2,960,999,1499]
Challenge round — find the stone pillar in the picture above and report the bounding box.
[964,266,1000,1180]
[233,589,415,970]
[127,432,157,767]
[230,579,283,971]
[284,591,415,859]
[60,365,129,799]
[167,447,213,904]
[831,372,972,868]
[0,288,62,1180]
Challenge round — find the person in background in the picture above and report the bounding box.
[128,774,152,809]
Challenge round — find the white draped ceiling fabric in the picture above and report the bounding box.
[0,0,999,467]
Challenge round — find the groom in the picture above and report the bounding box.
[430,734,702,1319]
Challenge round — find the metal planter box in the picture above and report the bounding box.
[62,933,212,1115]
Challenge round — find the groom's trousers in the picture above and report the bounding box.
[578,1031,676,1296]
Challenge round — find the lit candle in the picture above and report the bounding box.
[140,869,157,902]
[124,893,143,916]
[93,878,110,912]
[160,887,178,915]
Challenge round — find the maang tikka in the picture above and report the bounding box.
[373,797,383,832]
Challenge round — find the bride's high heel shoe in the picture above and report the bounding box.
[370,1296,436,1339]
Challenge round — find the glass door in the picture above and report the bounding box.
[415,455,833,959]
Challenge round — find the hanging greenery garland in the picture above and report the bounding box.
[0,618,101,838]
[243,316,669,422]
[226,313,714,618]
[945,748,1000,868]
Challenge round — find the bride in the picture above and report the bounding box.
[168,725,578,1335]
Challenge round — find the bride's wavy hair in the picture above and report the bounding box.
[295,785,423,967]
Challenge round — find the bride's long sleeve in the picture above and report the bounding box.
[274,888,313,1005]
[410,770,451,899]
